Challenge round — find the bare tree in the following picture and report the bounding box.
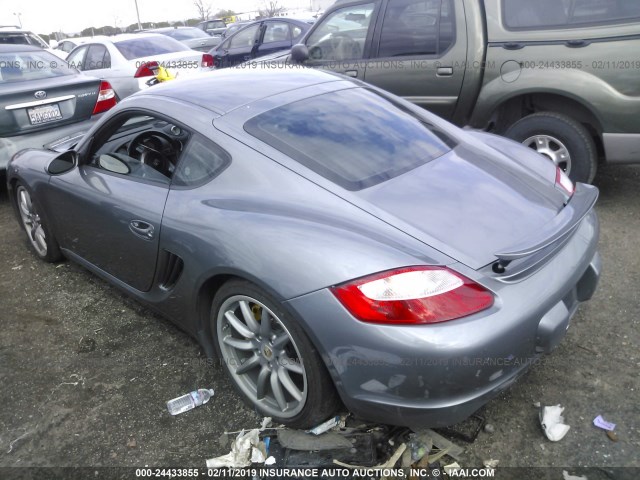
[259,1,285,18]
[194,0,212,21]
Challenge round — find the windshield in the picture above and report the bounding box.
[0,49,76,83]
[115,36,189,60]
[245,88,455,190]
[164,28,209,40]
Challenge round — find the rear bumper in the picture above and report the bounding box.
[286,211,600,428]
[0,116,101,170]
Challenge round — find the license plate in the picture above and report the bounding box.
[27,104,62,125]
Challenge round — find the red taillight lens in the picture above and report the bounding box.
[555,167,575,195]
[134,61,159,78]
[331,266,494,325]
[92,81,117,115]
[201,54,214,68]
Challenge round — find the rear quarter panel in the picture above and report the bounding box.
[472,1,640,134]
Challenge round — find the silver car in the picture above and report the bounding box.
[0,45,117,170]
[65,33,214,100]
[148,27,222,52]
[6,67,601,429]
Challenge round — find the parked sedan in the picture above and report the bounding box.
[195,19,228,38]
[54,36,94,55]
[148,27,221,52]
[0,45,116,171]
[209,19,311,68]
[6,67,600,429]
[65,33,214,100]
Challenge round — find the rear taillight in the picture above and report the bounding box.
[134,61,159,78]
[331,266,494,325]
[555,167,575,195]
[201,54,214,68]
[92,81,117,115]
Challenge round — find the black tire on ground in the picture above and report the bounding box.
[211,279,340,428]
[14,182,63,263]
[505,112,598,184]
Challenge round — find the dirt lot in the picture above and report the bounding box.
[0,164,639,477]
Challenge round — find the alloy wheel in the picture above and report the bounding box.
[217,295,308,418]
[523,134,572,174]
[17,186,47,257]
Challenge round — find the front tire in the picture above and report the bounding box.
[15,183,62,262]
[211,280,339,428]
[505,112,598,184]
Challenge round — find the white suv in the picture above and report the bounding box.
[0,26,66,59]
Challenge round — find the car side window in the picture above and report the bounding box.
[66,46,88,70]
[503,0,640,29]
[229,24,260,49]
[172,135,231,188]
[84,45,111,71]
[59,41,75,53]
[305,3,375,61]
[263,22,291,44]
[90,113,190,185]
[291,25,303,40]
[378,0,455,58]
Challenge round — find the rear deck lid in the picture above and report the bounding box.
[0,49,101,137]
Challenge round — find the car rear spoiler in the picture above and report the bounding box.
[495,183,598,262]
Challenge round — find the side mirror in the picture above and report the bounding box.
[98,154,130,174]
[48,151,76,175]
[49,40,59,49]
[291,43,309,63]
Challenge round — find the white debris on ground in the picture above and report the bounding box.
[562,470,588,480]
[540,404,571,441]
[206,417,273,468]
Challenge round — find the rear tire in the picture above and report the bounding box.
[211,280,340,428]
[15,183,62,263]
[505,112,597,184]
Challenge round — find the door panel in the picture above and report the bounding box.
[48,166,169,291]
[257,21,292,57]
[223,23,261,67]
[302,2,379,78]
[364,0,466,119]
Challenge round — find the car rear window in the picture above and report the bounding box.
[0,50,75,84]
[165,28,209,40]
[503,0,640,29]
[245,88,454,190]
[115,36,189,60]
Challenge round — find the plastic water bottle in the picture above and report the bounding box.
[166,388,214,415]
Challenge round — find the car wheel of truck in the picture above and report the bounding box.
[15,184,63,263]
[505,112,597,184]
[211,279,339,428]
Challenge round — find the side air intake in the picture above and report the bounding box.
[158,250,184,290]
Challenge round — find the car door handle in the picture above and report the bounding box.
[130,220,155,240]
[436,67,453,76]
[565,39,590,48]
[344,70,358,78]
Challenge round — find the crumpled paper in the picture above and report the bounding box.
[540,404,570,441]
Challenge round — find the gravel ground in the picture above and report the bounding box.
[0,164,638,477]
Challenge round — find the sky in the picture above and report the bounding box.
[1,0,325,35]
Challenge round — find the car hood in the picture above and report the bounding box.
[343,138,580,270]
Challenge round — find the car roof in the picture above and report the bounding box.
[78,33,168,44]
[140,66,345,114]
[0,44,44,52]
[149,27,198,32]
